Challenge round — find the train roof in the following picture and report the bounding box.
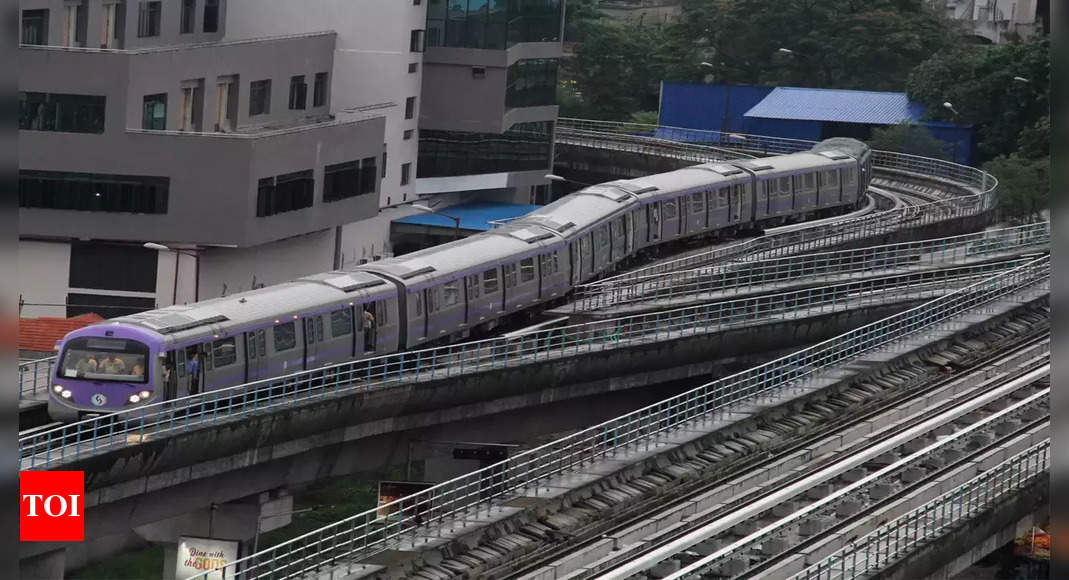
[514,188,636,234]
[630,163,748,198]
[810,137,870,159]
[734,151,855,175]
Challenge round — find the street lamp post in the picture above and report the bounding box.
[411,203,462,241]
[942,101,960,116]
[144,242,200,304]
[544,173,594,187]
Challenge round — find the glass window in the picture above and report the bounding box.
[250,80,271,116]
[691,192,704,213]
[405,97,416,120]
[467,274,481,299]
[400,163,411,186]
[417,121,553,178]
[663,199,677,219]
[137,1,161,37]
[520,258,535,282]
[59,336,149,383]
[288,76,307,110]
[804,173,816,189]
[19,170,169,214]
[140,93,166,130]
[20,92,106,134]
[779,177,790,194]
[828,170,839,186]
[181,0,195,34]
[331,308,352,336]
[408,62,419,73]
[313,72,328,107]
[443,281,459,306]
[274,321,296,351]
[62,1,87,47]
[506,59,558,108]
[410,29,425,52]
[360,156,377,194]
[403,129,414,140]
[21,9,49,45]
[203,0,219,33]
[323,161,363,202]
[415,292,423,316]
[483,268,499,294]
[212,337,237,367]
[246,333,258,360]
[427,0,560,49]
[257,170,313,217]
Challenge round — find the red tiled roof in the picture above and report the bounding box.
[19,313,104,353]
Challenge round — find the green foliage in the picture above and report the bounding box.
[868,122,949,159]
[983,155,1049,223]
[629,111,660,125]
[569,21,669,120]
[565,0,601,43]
[907,36,1049,162]
[69,545,164,580]
[1016,115,1050,159]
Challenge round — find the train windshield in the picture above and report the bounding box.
[59,337,149,384]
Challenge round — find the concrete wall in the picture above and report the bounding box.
[197,229,337,300]
[19,0,226,50]
[18,240,72,318]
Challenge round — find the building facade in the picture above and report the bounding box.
[937,0,1049,43]
[18,0,562,319]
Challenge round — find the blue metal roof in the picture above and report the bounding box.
[393,202,541,231]
[744,87,927,125]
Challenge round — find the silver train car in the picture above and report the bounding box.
[48,138,872,421]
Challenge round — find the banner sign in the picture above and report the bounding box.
[1013,527,1050,561]
[376,481,433,520]
[176,535,239,580]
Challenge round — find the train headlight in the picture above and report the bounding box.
[128,394,141,404]
[60,389,72,399]
[139,390,151,399]
[53,384,64,393]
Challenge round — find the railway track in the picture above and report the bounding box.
[393,303,1049,580]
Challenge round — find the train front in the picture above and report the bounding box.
[49,324,163,422]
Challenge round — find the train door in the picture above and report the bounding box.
[625,212,635,254]
[648,203,661,243]
[303,315,324,369]
[691,191,706,231]
[580,234,592,280]
[245,329,266,382]
[362,303,378,353]
[414,290,429,343]
[570,242,582,285]
[163,350,179,400]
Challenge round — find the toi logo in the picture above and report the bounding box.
[20,471,84,541]
[91,393,107,406]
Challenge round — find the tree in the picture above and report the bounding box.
[906,36,1049,162]
[982,155,1049,223]
[568,21,668,120]
[868,122,949,159]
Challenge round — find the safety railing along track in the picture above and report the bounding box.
[791,439,1050,580]
[20,258,1030,471]
[19,357,57,400]
[188,256,1049,580]
[574,222,1049,312]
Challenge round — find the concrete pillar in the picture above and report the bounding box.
[771,501,796,518]
[836,500,861,517]
[761,537,789,556]
[841,468,866,483]
[870,483,894,500]
[18,548,65,580]
[901,467,927,484]
[732,520,758,536]
[807,484,833,499]
[995,419,1021,436]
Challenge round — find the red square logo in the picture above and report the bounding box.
[20,471,84,542]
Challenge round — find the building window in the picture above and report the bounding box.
[288,76,307,110]
[414,0,421,5]
[19,170,169,214]
[400,163,411,186]
[405,97,416,120]
[63,2,87,47]
[137,1,161,38]
[20,92,106,134]
[141,93,166,130]
[506,59,558,108]
[100,2,122,49]
[324,158,376,202]
[313,72,328,107]
[203,0,219,33]
[418,121,554,178]
[21,9,48,45]
[214,77,236,132]
[179,81,203,132]
[426,0,561,49]
[180,0,195,34]
[256,170,314,217]
[410,29,425,52]
[381,151,387,178]
[408,62,419,74]
[249,79,271,116]
[403,129,414,140]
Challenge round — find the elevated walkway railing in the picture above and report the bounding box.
[193,256,1049,580]
[18,259,1028,471]
[574,222,1050,311]
[20,357,56,400]
[790,439,1050,580]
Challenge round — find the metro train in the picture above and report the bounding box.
[48,138,873,422]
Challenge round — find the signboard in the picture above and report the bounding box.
[176,535,239,580]
[376,481,434,521]
[1013,527,1050,561]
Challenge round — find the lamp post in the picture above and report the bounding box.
[411,202,462,241]
[252,506,319,557]
[544,173,594,187]
[1013,76,1031,83]
[144,242,199,305]
[942,101,960,116]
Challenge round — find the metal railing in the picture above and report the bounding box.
[791,439,1050,580]
[21,261,1021,471]
[557,118,997,287]
[19,357,57,400]
[191,256,1049,580]
[573,222,1050,311]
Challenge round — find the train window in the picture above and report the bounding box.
[661,200,674,219]
[246,334,257,360]
[483,268,499,294]
[377,300,388,326]
[274,321,296,351]
[553,250,561,273]
[331,308,353,337]
[212,337,237,367]
[778,177,790,194]
[256,329,265,357]
[597,226,609,248]
[443,281,460,307]
[504,263,518,288]
[539,254,552,277]
[844,168,855,185]
[428,288,440,312]
[304,317,324,343]
[804,173,816,189]
[691,192,704,213]
[415,292,423,316]
[520,258,536,282]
